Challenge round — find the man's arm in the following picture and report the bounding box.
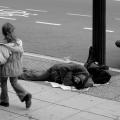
[71,63,90,75]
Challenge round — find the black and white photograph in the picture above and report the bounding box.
[0,0,120,119]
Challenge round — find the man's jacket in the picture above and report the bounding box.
[19,62,94,89]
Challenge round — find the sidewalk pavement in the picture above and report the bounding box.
[0,53,120,120]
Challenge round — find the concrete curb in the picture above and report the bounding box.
[24,52,120,73]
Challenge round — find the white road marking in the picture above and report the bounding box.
[26,9,48,12]
[0,6,9,8]
[84,27,92,30]
[0,16,16,20]
[84,27,114,33]
[106,30,114,32]
[0,9,26,13]
[0,8,38,17]
[36,21,61,26]
[24,52,120,73]
[67,13,91,17]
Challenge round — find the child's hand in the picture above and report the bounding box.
[0,43,15,47]
[5,43,15,47]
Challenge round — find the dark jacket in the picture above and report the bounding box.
[47,63,90,84]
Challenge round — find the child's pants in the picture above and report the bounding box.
[0,77,28,103]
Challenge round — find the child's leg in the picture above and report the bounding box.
[9,77,32,108]
[9,77,28,101]
[0,77,9,103]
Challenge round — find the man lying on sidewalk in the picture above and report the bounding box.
[19,62,94,90]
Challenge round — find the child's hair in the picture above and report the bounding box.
[2,22,16,43]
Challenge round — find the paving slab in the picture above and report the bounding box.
[30,104,80,120]
[0,97,52,116]
[8,80,45,94]
[58,94,106,110]
[83,84,120,100]
[33,86,79,103]
[13,116,35,120]
[87,100,120,119]
[0,109,20,120]
[23,54,58,71]
[63,111,114,120]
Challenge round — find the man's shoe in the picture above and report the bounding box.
[0,102,9,107]
[84,46,95,68]
[24,93,32,109]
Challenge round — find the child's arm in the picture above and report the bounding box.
[3,39,24,53]
[4,44,24,53]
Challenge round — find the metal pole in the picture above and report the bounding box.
[92,0,106,65]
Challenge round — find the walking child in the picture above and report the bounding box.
[0,22,32,109]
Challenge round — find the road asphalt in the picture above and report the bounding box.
[0,53,120,120]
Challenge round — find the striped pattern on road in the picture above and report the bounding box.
[0,16,16,20]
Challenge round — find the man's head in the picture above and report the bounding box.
[73,73,94,89]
